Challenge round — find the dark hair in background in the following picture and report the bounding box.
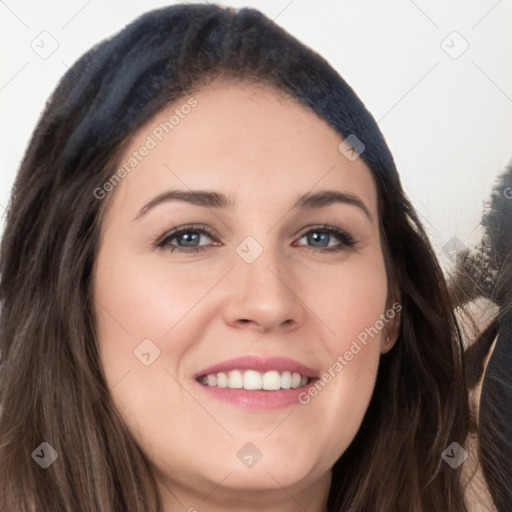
[0,4,469,510]
[450,166,512,511]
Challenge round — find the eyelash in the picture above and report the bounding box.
[154,223,357,254]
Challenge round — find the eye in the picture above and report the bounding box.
[155,224,219,253]
[154,224,357,254]
[295,225,357,253]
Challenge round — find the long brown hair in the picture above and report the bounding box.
[0,4,468,510]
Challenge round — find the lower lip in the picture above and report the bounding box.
[195,381,315,409]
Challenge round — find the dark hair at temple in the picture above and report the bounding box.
[0,4,468,510]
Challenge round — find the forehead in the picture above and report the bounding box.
[103,79,378,222]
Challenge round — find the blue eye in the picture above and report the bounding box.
[295,226,356,252]
[156,224,356,254]
[156,224,217,253]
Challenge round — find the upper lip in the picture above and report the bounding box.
[195,355,318,379]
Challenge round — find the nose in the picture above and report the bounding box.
[221,244,306,334]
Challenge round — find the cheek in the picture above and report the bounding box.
[91,243,233,431]
[92,249,210,360]
[306,257,387,414]
[91,248,205,442]
[307,249,389,353]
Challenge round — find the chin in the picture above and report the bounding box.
[204,462,317,491]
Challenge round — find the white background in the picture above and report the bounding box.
[1,0,511,271]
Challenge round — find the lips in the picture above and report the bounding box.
[194,356,318,409]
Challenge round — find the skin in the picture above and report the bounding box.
[92,79,400,512]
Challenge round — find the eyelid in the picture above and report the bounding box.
[294,224,357,251]
[155,223,358,253]
[154,223,219,248]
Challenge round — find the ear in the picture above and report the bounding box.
[380,299,402,354]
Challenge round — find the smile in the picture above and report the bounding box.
[194,355,317,409]
[199,369,310,390]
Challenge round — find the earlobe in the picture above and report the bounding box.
[380,305,401,354]
[381,331,399,354]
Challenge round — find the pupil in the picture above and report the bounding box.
[310,232,328,247]
[179,232,199,246]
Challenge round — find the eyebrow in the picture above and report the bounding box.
[133,189,372,221]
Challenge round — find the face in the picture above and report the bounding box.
[92,79,399,510]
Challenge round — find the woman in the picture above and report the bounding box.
[0,4,469,511]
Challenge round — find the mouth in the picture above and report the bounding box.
[194,356,318,409]
[198,369,311,390]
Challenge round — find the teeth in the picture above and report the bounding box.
[281,371,292,389]
[228,370,243,389]
[262,370,280,390]
[200,369,311,390]
[244,370,262,390]
[217,372,228,388]
[291,372,302,388]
